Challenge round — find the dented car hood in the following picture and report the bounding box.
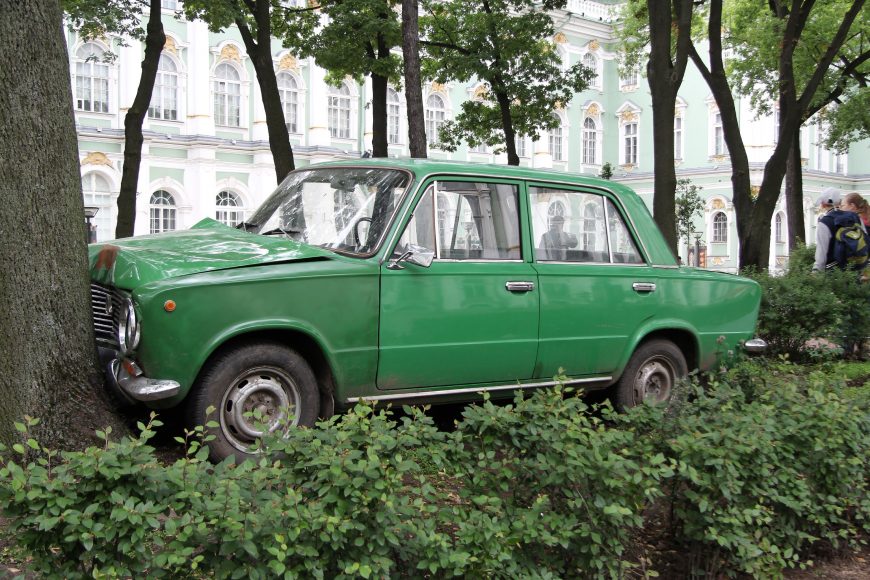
[89,218,333,289]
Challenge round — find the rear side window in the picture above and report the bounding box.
[529,186,643,264]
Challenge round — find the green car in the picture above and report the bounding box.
[89,159,763,462]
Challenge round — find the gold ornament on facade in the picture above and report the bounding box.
[220,44,241,63]
[554,101,564,111]
[473,85,488,101]
[82,152,113,167]
[619,110,637,123]
[712,257,725,266]
[750,186,760,200]
[553,32,567,44]
[278,54,299,72]
[588,40,599,52]
[586,103,600,116]
[164,36,177,55]
[431,82,446,93]
[711,198,725,210]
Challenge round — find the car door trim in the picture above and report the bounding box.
[346,376,612,403]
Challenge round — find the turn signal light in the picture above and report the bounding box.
[164,300,176,312]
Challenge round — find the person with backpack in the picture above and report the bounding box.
[841,192,870,228]
[812,187,870,273]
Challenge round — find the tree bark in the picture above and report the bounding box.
[236,0,294,183]
[370,32,390,158]
[646,0,693,255]
[401,0,427,158]
[116,0,164,239]
[0,0,128,449]
[785,133,805,250]
[495,87,519,165]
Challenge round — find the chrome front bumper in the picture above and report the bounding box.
[99,347,180,403]
[743,338,768,354]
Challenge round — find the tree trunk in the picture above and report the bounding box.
[645,0,693,255]
[494,88,519,166]
[785,133,805,250]
[370,32,390,158]
[0,0,128,449]
[401,0,427,158]
[237,1,294,183]
[116,0,164,239]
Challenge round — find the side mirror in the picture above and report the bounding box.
[387,244,435,270]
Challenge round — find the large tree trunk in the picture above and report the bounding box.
[645,0,693,255]
[237,0,294,183]
[0,0,128,448]
[370,32,390,158]
[116,0,164,239]
[785,134,805,250]
[494,88,519,166]
[401,0,427,158]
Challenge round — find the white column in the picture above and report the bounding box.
[186,145,217,226]
[307,61,331,147]
[251,76,269,141]
[533,137,553,169]
[117,40,141,129]
[363,76,373,153]
[186,20,215,136]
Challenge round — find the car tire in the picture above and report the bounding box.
[613,339,687,411]
[188,341,320,463]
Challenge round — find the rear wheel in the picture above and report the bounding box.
[188,342,320,463]
[613,339,687,411]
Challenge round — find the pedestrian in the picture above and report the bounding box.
[538,214,578,261]
[841,192,870,228]
[812,187,845,272]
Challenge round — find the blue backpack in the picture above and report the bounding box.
[830,211,869,271]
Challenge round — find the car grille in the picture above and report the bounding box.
[91,283,124,350]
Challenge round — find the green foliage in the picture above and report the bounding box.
[62,0,153,43]
[420,0,591,152]
[599,161,614,180]
[745,246,870,361]
[674,178,704,248]
[3,373,869,578]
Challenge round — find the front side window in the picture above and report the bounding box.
[150,190,177,234]
[623,122,638,165]
[712,211,727,243]
[149,54,178,120]
[214,63,241,127]
[387,88,401,144]
[400,181,521,261]
[277,72,299,133]
[530,187,643,264]
[74,43,109,113]
[216,190,244,226]
[328,83,352,139]
[583,117,598,165]
[425,94,446,147]
[246,167,411,256]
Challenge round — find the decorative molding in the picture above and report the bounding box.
[219,44,241,63]
[711,199,725,210]
[750,185,760,200]
[431,82,446,93]
[164,36,177,55]
[81,152,113,167]
[619,163,634,173]
[588,40,600,52]
[554,32,568,44]
[586,103,600,116]
[278,54,299,72]
[712,257,725,266]
[472,85,488,101]
[619,110,638,123]
[554,100,565,111]
[711,154,727,164]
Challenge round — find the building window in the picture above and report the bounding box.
[148,54,178,121]
[214,63,241,127]
[150,190,177,234]
[620,70,638,89]
[549,115,564,162]
[215,191,244,227]
[387,88,401,144]
[583,53,599,89]
[775,212,784,243]
[515,135,527,158]
[328,83,352,139]
[623,122,638,165]
[582,117,598,165]
[426,94,446,147]
[773,108,780,144]
[74,43,109,113]
[674,116,683,160]
[834,153,846,174]
[81,172,113,242]
[712,211,727,243]
[713,112,725,156]
[161,0,178,9]
[276,72,299,133]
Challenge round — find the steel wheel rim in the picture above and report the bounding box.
[632,356,675,404]
[219,366,301,453]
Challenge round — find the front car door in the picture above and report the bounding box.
[528,184,660,379]
[377,178,539,390]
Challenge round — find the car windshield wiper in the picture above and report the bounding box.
[235,221,259,231]
[261,227,304,238]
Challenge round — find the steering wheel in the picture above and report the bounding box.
[353,217,373,248]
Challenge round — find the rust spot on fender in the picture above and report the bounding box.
[94,245,120,270]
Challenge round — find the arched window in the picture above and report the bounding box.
[328,83,352,139]
[549,115,564,162]
[712,211,728,243]
[277,72,299,133]
[582,117,598,165]
[214,63,241,127]
[775,212,785,243]
[547,200,566,226]
[74,43,109,113]
[425,94,446,147]
[583,53,599,89]
[215,191,244,226]
[81,173,113,242]
[150,190,177,234]
[387,88,401,144]
[148,54,178,120]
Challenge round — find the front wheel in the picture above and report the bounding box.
[613,339,687,411]
[188,342,320,463]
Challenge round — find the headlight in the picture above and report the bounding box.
[117,297,141,354]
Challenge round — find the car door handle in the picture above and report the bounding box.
[505,281,536,293]
[632,282,656,293]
